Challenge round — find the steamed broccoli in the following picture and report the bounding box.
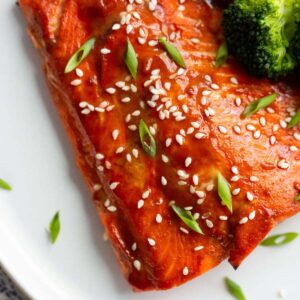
[223,0,300,80]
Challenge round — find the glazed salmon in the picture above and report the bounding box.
[19,0,300,290]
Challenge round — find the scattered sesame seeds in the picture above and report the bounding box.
[161,176,167,186]
[246,192,254,201]
[232,188,241,196]
[249,211,256,220]
[176,134,184,145]
[239,217,248,224]
[218,125,227,134]
[133,259,141,271]
[250,176,259,182]
[277,159,289,170]
[96,153,104,160]
[193,174,199,186]
[206,219,214,228]
[156,213,162,223]
[75,68,84,77]
[137,199,144,209]
[70,79,82,86]
[112,129,119,140]
[194,245,204,251]
[180,227,189,234]
[182,266,189,276]
[131,243,137,251]
[100,48,111,54]
[147,238,156,246]
[185,157,192,167]
[106,87,116,94]
[110,182,119,190]
[219,216,228,221]
[162,154,169,163]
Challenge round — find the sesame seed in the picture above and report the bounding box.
[131,243,137,251]
[235,97,242,106]
[142,189,151,199]
[197,198,205,205]
[93,184,101,191]
[107,206,117,212]
[232,188,240,196]
[250,176,259,182]
[194,245,204,251]
[126,153,132,162]
[193,174,199,186]
[70,79,82,86]
[110,182,119,190]
[161,176,167,186]
[246,124,256,131]
[218,126,227,134]
[246,192,254,201]
[270,135,276,145]
[112,23,121,30]
[206,183,214,192]
[180,227,189,234]
[147,238,156,246]
[175,134,184,145]
[253,130,261,139]
[290,145,298,152]
[195,132,206,140]
[182,266,189,276]
[233,125,241,134]
[132,148,139,158]
[133,260,141,271]
[239,217,248,224]
[100,48,111,54]
[185,157,192,167]
[106,88,116,94]
[137,199,144,209]
[249,211,256,220]
[115,146,125,154]
[277,159,289,169]
[96,153,104,160]
[231,175,240,182]
[112,129,119,140]
[156,214,162,223]
[230,77,238,85]
[206,219,214,228]
[231,166,239,175]
[219,216,228,221]
[165,138,172,147]
[75,68,84,77]
[162,154,169,163]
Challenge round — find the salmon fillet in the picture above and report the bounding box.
[18,0,300,290]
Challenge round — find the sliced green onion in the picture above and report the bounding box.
[49,211,61,244]
[288,108,300,128]
[0,178,12,191]
[224,277,246,300]
[261,232,298,247]
[139,119,156,157]
[64,38,96,73]
[217,172,232,213]
[215,42,228,67]
[242,93,277,118]
[158,37,186,68]
[296,194,300,201]
[124,38,138,79]
[171,204,203,234]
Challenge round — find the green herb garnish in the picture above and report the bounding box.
[171,204,203,234]
[49,211,61,244]
[158,37,186,68]
[0,178,12,191]
[217,172,232,212]
[215,42,228,67]
[288,108,300,128]
[296,194,300,201]
[64,38,96,73]
[139,119,156,157]
[124,38,138,79]
[261,232,298,247]
[224,277,246,300]
[242,93,277,118]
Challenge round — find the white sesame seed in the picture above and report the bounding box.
[235,97,242,106]
[197,198,205,205]
[195,132,206,140]
[206,183,214,192]
[142,189,151,199]
[277,159,289,169]
[193,174,199,186]
[106,88,116,94]
[115,146,125,154]
[182,266,189,276]
[270,135,276,145]
[156,214,162,223]
[110,182,119,190]
[231,175,240,182]
[93,184,101,191]
[253,130,261,139]
[126,153,132,162]
[219,216,228,221]
[107,206,117,212]
[231,166,239,175]
[218,126,227,134]
[161,176,167,186]
[180,227,189,234]
[239,217,248,224]
[70,79,82,86]
[75,68,84,77]
[206,219,214,228]
[185,157,192,167]
[294,132,300,141]
[96,153,104,160]
[246,192,254,201]
[147,238,156,246]
[165,138,172,147]
[233,125,241,134]
[176,134,184,145]
[250,176,259,182]
[246,124,256,131]
[230,77,238,85]
[133,260,141,271]
[194,245,204,251]
[101,48,111,54]
[290,145,298,152]
[162,154,169,163]
[137,199,144,209]
[249,211,256,220]
[112,129,119,140]
[112,23,121,30]
[196,190,205,198]
[131,243,137,251]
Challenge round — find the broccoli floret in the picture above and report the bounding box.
[223,0,300,80]
[290,2,300,61]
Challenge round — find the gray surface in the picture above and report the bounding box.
[0,267,28,300]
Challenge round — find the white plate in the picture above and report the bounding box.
[0,1,299,299]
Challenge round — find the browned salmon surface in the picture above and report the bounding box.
[19,0,300,290]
